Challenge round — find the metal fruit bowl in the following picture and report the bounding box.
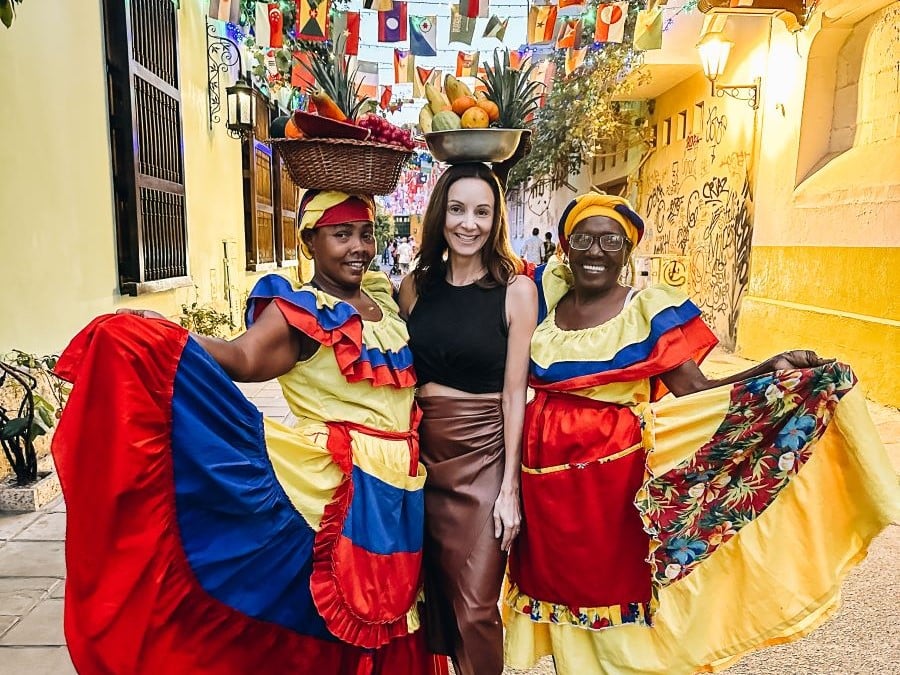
[424,128,530,164]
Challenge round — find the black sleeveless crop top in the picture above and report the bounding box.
[407,277,508,394]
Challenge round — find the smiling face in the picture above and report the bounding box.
[567,215,631,293]
[303,220,376,289]
[443,177,495,261]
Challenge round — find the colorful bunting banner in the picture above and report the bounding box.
[557,0,585,17]
[254,3,283,49]
[460,0,488,19]
[556,18,581,49]
[456,51,480,78]
[509,48,528,70]
[527,4,558,45]
[353,59,379,100]
[594,2,628,44]
[410,15,438,57]
[331,10,360,56]
[414,65,440,97]
[394,48,415,83]
[482,15,509,41]
[565,46,587,75]
[634,6,663,50]
[380,85,393,109]
[449,4,476,45]
[291,50,315,89]
[363,0,393,10]
[378,2,407,42]
[208,0,240,23]
[296,0,329,42]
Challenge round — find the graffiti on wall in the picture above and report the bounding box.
[639,104,754,348]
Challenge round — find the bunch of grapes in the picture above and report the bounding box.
[357,114,415,150]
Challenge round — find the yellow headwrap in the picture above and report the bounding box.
[298,190,375,257]
[558,193,644,249]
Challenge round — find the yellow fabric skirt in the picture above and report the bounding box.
[504,385,899,674]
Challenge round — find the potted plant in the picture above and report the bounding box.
[0,351,67,511]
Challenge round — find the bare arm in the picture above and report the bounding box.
[660,349,835,398]
[397,274,418,320]
[119,302,314,382]
[494,275,538,552]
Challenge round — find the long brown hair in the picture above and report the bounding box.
[412,163,521,295]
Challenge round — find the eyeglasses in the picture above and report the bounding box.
[568,233,627,252]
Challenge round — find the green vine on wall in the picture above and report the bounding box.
[508,4,654,192]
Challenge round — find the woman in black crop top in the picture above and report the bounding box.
[399,163,537,675]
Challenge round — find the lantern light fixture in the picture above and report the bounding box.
[696,31,760,110]
[226,77,255,139]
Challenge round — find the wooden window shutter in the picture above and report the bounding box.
[244,96,299,270]
[103,0,190,296]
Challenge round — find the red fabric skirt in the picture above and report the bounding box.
[509,390,652,609]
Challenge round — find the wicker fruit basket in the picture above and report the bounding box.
[268,137,414,195]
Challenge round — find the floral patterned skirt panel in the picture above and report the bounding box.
[505,364,900,674]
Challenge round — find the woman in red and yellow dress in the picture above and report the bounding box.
[505,193,899,674]
[52,191,441,674]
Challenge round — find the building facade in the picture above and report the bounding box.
[0,0,311,357]
[591,0,899,405]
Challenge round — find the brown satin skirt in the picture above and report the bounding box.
[417,395,507,675]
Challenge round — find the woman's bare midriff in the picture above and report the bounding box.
[417,382,502,400]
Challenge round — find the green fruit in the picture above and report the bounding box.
[432,111,462,132]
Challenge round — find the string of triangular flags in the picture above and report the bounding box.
[209,1,693,109]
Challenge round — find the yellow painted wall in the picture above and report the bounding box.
[625,3,898,404]
[738,2,899,405]
[633,16,767,349]
[0,2,295,356]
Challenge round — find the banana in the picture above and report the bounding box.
[419,104,434,134]
[425,83,451,115]
[444,74,461,102]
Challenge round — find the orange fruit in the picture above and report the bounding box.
[451,95,477,116]
[476,99,500,123]
[460,106,490,129]
[285,117,304,139]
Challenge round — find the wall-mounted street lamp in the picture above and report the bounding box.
[225,77,255,139]
[206,20,255,139]
[697,31,760,110]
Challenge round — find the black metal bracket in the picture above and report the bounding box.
[206,20,244,130]
[713,76,761,110]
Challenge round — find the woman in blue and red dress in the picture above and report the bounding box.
[52,191,443,674]
[505,193,899,674]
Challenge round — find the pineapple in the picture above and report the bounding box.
[478,50,543,129]
[298,39,370,120]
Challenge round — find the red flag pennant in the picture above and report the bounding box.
[332,11,360,56]
[380,85,393,109]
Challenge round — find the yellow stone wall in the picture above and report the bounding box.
[0,1,305,356]
[739,2,899,405]
[623,3,898,404]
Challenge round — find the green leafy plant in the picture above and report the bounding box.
[180,293,237,338]
[0,0,24,29]
[507,8,652,191]
[1,351,68,486]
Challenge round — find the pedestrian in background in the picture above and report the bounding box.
[399,162,537,675]
[519,227,543,264]
[541,231,555,263]
[397,237,413,275]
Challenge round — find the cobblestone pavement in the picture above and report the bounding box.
[0,350,896,674]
